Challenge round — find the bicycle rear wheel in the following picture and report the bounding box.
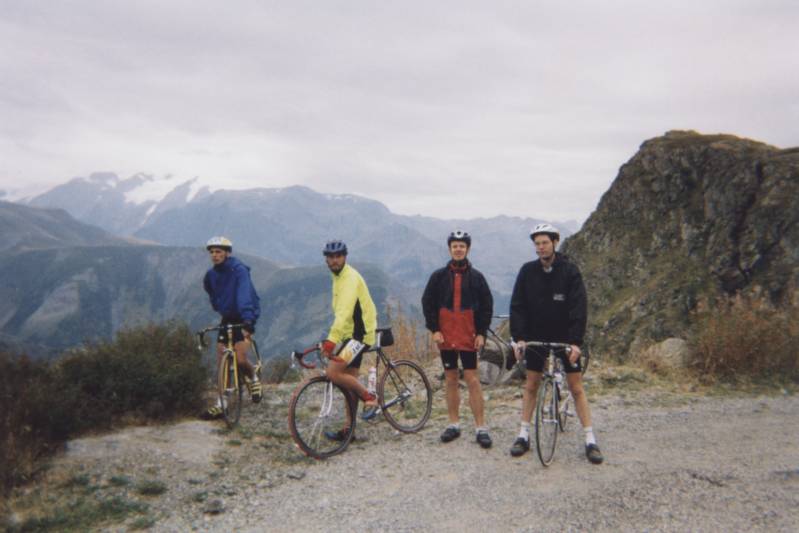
[535,378,558,466]
[478,338,511,386]
[378,359,432,433]
[218,353,243,428]
[288,376,355,459]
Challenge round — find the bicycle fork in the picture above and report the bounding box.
[308,381,339,442]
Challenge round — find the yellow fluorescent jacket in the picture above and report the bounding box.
[328,264,377,346]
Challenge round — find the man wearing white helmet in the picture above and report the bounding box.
[201,236,262,419]
[508,224,603,464]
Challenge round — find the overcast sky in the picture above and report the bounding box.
[1,1,797,222]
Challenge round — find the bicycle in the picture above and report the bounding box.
[523,341,576,466]
[196,324,262,429]
[287,327,433,459]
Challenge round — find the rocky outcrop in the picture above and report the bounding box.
[562,131,799,359]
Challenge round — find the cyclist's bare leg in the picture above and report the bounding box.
[444,368,460,424]
[462,368,485,427]
[216,343,225,368]
[326,363,366,428]
[521,370,543,423]
[566,372,592,428]
[327,359,370,399]
[234,339,255,380]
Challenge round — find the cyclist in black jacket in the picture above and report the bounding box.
[508,224,603,464]
[422,230,494,448]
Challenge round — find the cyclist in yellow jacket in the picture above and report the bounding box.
[319,240,379,440]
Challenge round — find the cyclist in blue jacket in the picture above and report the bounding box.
[202,236,262,419]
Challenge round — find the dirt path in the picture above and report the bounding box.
[7,387,799,532]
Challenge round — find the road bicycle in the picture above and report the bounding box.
[287,327,433,459]
[196,323,262,429]
[525,341,576,466]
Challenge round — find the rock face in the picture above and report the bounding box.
[562,131,799,359]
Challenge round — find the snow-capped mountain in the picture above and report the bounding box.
[26,173,578,299]
[27,173,214,235]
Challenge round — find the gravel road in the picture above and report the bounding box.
[217,392,799,533]
[11,386,799,532]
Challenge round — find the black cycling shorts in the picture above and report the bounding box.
[217,320,249,345]
[524,346,581,374]
[336,339,370,369]
[440,350,478,371]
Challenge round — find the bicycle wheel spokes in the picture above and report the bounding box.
[218,355,242,428]
[288,377,353,459]
[535,379,559,466]
[378,360,432,433]
[557,385,571,432]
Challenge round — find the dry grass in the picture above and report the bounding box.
[380,303,437,366]
[689,294,799,383]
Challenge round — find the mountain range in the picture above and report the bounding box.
[27,176,578,299]
[5,172,571,358]
[0,201,392,358]
[13,130,789,361]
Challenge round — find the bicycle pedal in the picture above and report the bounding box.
[361,406,381,421]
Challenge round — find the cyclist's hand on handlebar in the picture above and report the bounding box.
[512,340,526,361]
[568,344,581,365]
[320,340,336,358]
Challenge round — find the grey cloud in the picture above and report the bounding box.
[1,0,797,220]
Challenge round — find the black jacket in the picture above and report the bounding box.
[421,261,493,337]
[509,254,587,345]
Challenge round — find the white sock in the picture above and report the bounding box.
[448,423,460,430]
[476,427,489,435]
[584,426,596,446]
[518,422,531,441]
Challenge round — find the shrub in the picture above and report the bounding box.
[136,479,168,496]
[57,321,207,431]
[689,294,799,382]
[0,353,80,494]
[0,321,207,495]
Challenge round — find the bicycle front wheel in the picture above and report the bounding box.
[218,354,243,428]
[378,359,432,433]
[535,378,558,466]
[288,376,355,459]
[557,383,571,433]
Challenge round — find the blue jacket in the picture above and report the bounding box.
[203,256,261,324]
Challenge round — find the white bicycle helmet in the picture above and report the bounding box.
[447,230,471,247]
[206,236,233,252]
[530,223,560,242]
